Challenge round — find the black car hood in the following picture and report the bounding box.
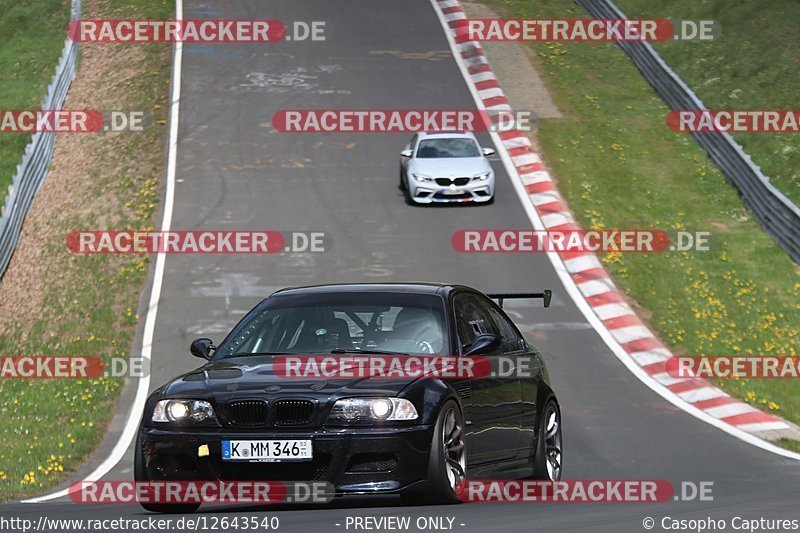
[161,355,415,401]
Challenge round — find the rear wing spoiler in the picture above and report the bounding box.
[488,290,552,309]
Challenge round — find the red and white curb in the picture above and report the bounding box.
[432,0,800,447]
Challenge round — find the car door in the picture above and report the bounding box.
[485,300,540,460]
[454,292,521,465]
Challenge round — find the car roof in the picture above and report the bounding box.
[416,131,478,140]
[270,282,470,298]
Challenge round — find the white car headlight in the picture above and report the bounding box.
[327,398,418,423]
[473,172,491,181]
[152,399,217,423]
[412,173,433,183]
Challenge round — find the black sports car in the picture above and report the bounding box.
[135,283,562,512]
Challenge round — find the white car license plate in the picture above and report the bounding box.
[221,440,312,462]
[442,188,463,195]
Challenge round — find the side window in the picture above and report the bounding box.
[453,293,498,352]
[410,134,419,155]
[485,303,526,353]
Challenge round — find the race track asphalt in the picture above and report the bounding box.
[3,2,799,532]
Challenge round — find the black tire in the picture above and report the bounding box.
[400,168,416,205]
[485,194,495,205]
[532,399,563,481]
[134,433,201,514]
[401,174,415,205]
[403,400,465,505]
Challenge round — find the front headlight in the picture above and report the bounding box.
[327,398,418,424]
[412,173,433,183]
[152,399,217,424]
[473,172,491,181]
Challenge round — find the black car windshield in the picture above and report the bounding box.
[416,138,480,158]
[215,292,448,358]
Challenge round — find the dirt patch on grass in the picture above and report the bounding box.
[711,221,732,232]
[0,41,154,338]
[0,0,170,499]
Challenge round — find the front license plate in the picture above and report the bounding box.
[442,188,463,195]
[221,440,313,462]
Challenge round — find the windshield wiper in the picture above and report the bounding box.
[227,351,296,358]
[330,348,409,356]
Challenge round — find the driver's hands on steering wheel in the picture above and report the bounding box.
[415,339,435,353]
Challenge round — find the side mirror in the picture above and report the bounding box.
[464,333,500,356]
[190,338,215,360]
[481,147,496,156]
[401,149,413,158]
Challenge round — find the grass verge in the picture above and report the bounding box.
[475,0,800,427]
[615,0,800,207]
[0,0,71,193]
[777,439,800,454]
[0,0,171,500]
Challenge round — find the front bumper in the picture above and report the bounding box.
[138,425,434,495]
[409,179,494,204]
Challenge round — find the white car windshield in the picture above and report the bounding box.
[416,138,480,158]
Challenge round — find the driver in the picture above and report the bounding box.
[385,307,443,353]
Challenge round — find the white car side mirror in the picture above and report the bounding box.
[401,149,413,158]
[482,147,496,156]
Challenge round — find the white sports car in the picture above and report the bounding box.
[399,131,496,204]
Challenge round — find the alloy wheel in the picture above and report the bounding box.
[442,406,466,490]
[544,404,562,481]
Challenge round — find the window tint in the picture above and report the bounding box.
[454,293,498,351]
[416,138,480,158]
[216,294,447,357]
[486,304,526,353]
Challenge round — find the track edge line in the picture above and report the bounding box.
[428,0,800,461]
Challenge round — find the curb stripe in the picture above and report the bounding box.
[430,0,792,440]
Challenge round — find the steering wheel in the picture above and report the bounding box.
[415,339,435,354]
[401,320,441,354]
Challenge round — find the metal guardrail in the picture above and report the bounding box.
[576,0,800,263]
[0,0,82,280]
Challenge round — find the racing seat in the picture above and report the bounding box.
[293,317,352,352]
[384,308,443,353]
